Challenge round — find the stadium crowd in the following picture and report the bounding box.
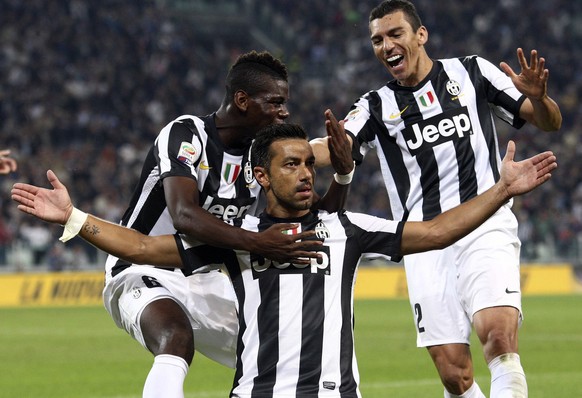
[1,0,580,269]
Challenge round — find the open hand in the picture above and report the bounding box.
[500,48,549,101]
[324,109,354,175]
[11,170,74,225]
[500,140,557,197]
[255,223,322,265]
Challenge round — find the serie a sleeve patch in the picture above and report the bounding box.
[177,140,201,166]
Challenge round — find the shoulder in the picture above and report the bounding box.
[452,55,499,73]
[343,211,400,231]
[156,115,207,147]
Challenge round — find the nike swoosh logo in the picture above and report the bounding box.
[505,288,520,294]
[388,105,409,120]
[199,161,212,170]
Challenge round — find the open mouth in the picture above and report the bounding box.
[297,185,312,197]
[387,54,404,68]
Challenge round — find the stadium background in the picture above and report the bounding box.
[0,0,580,289]
[0,2,581,398]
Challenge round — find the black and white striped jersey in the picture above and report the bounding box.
[105,114,262,282]
[176,209,404,398]
[345,56,526,222]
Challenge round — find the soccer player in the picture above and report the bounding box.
[80,51,351,397]
[311,1,562,397]
[0,149,18,175]
[12,123,557,397]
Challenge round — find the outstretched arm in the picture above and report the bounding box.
[401,141,557,254]
[12,170,183,267]
[500,48,562,131]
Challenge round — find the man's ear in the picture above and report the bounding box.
[417,25,428,46]
[254,166,270,188]
[234,90,250,112]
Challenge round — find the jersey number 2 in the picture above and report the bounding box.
[414,303,425,333]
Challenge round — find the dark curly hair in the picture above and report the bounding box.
[223,50,288,103]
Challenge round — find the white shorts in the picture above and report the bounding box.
[103,266,238,368]
[404,205,523,347]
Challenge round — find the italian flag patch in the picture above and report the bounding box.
[223,163,242,184]
[418,90,435,107]
[282,225,301,235]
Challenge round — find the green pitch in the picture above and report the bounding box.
[1,295,580,397]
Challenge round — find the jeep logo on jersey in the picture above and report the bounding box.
[403,106,473,156]
[201,195,254,221]
[250,245,331,277]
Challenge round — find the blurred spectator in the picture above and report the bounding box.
[18,220,53,265]
[0,150,17,175]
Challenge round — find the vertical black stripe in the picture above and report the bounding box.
[417,151,441,220]
[252,275,280,396]
[297,273,325,395]
[439,60,478,203]
[455,138,479,202]
[338,212,359,395]
[226,254,246,396]
[462,57,500,185]
[200,129,223,199]
[368,91,409,220]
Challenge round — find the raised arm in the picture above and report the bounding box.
[500,48,562,131]
[313,109,355,212]
[401,141,557,254]
[309,109,354,168]
[12,170,183,267]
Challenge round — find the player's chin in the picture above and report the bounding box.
[294,196,313,210]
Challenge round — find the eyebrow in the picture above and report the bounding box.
[371,26,405,40]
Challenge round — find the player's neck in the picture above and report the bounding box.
[214,111,253,150]
[265,205,310,220]
[397,54,433,87]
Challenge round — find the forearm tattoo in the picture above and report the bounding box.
[82,222,101,236]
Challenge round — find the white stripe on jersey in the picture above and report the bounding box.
[273,274,302,395]
[237,250,262,395]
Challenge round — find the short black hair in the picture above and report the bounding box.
[224,50,288,102]
[369,0,422,32]
[251,123,308,171]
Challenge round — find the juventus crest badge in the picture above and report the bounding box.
[315,221,330,240]
[244,161,254,184]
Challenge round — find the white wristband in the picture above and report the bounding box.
[59,207,88,243]
[333,166,355,185]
